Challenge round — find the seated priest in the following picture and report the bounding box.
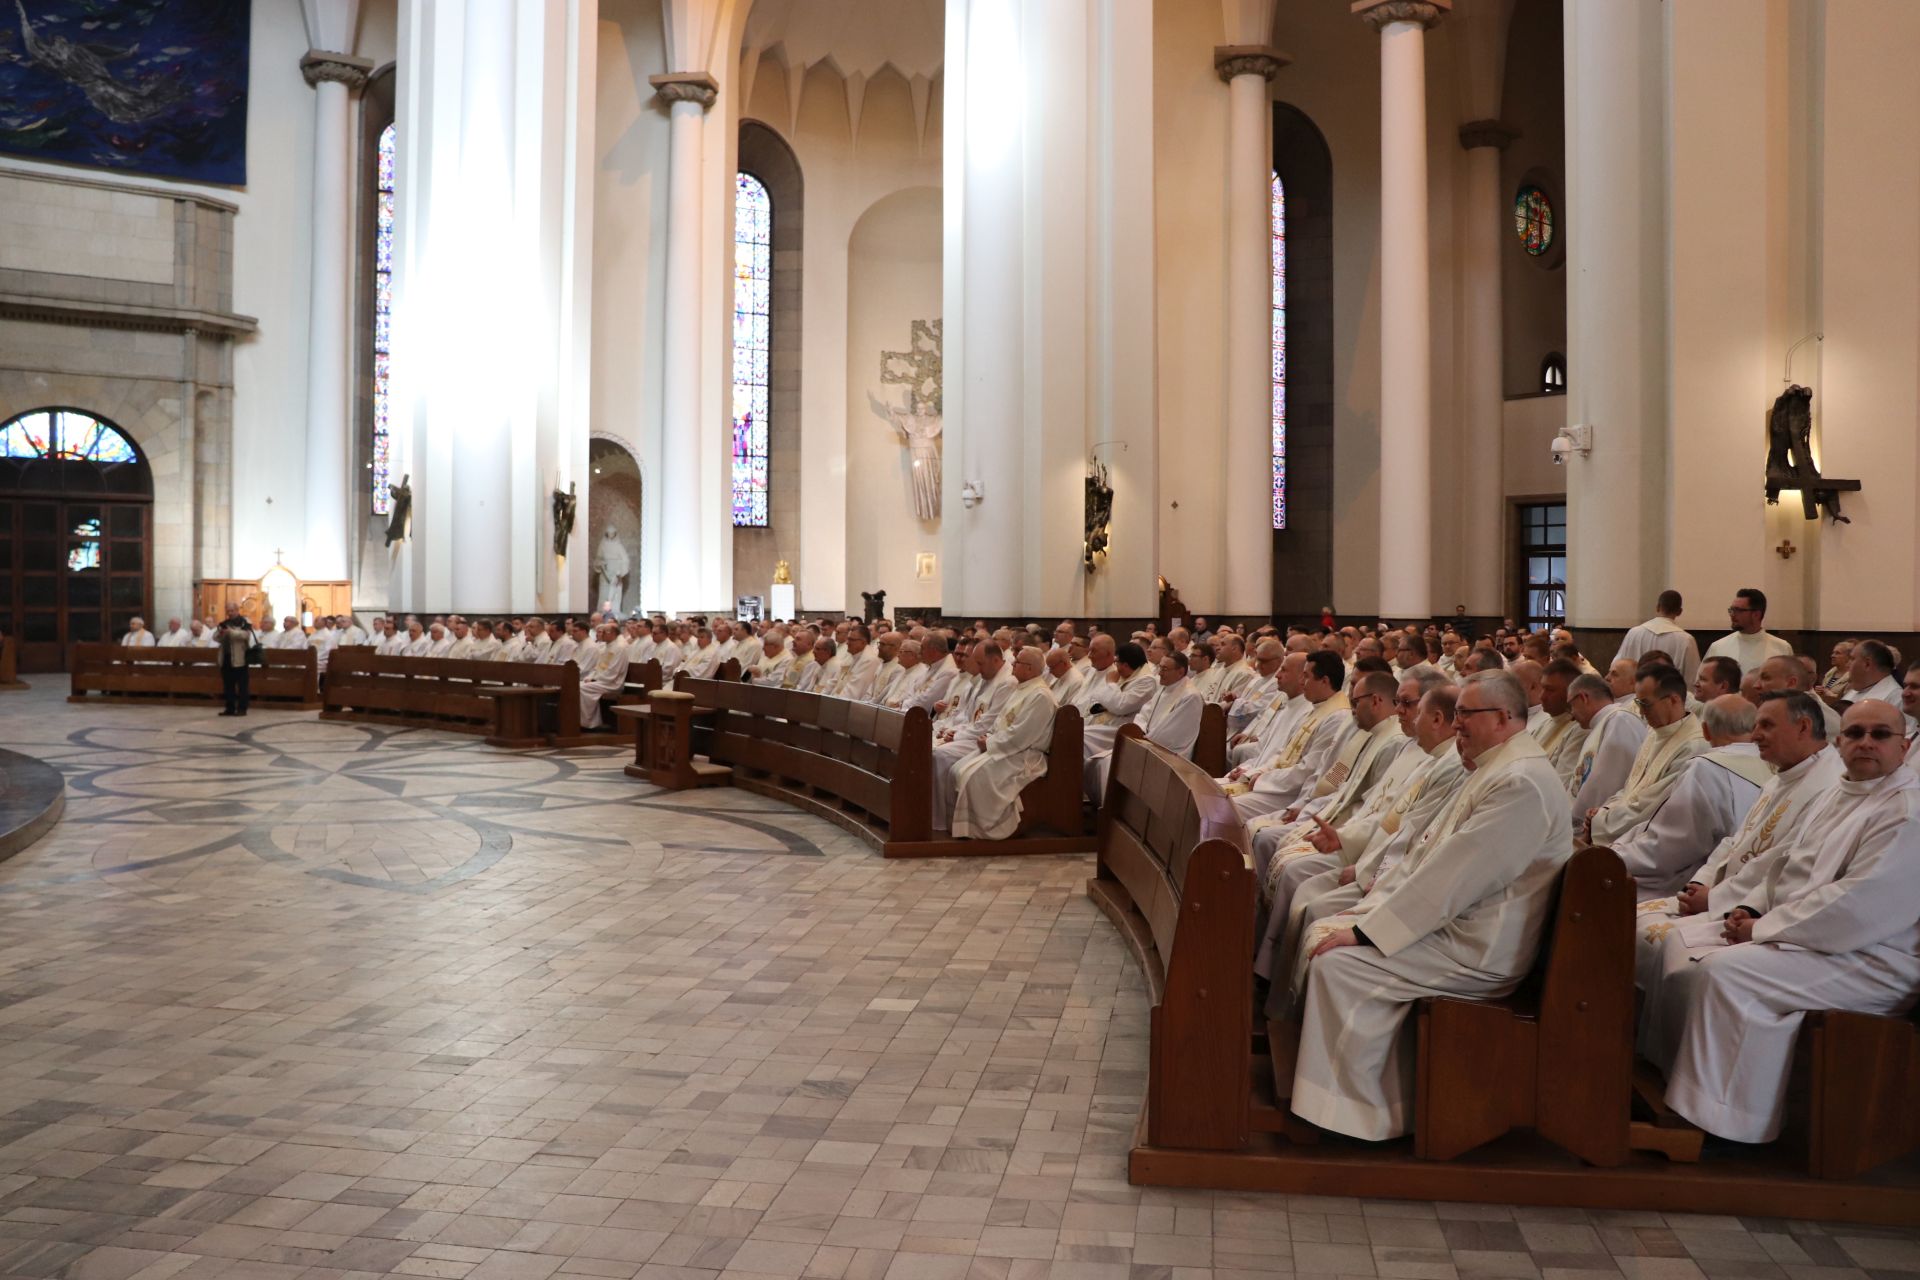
[156,617,189,648]
[1567,671,1648,837]
[867,632,905,703]
[1222,651,1355,824]
[928,641,981,728]
[425,621,455,658]
[1186,644,1220,702]
[881,639,929,708]
[120,616,158,647]
[1083,651,1205,804]
[1841,638,1902,709]
[579,624,632,730]
[185,619,215,648]
[653,622,685,678]
[949,647,1060,839]
[265,617,309,650]
[469,620,502,660]
[752,630,796,686]
[794,636,836,693]
[931,642,1016,831]
[1260,683,1464,989]
[1586,666,1710,846]
[905,633,957,714]
[1906,659,1920,768]
[1075,641,1159,758]
[397,620,431,657]
[1532,658,1589,785]
[1248,669,1413,918]
[1044,647,1084,709]
[1281,671,1572,1141]
[1611,695,1767,899]
[1226,641,1293,759]
[1638,699,1920,1144]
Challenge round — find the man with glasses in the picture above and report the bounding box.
[1904,660,1920,768]
[1225,638,1287,739]
[1703,587,1793,675]
[1225,651,1356,823]
[1226,644,1303,766]
[1640,700,1920,1144]
[1278,671,1572,1141]
[1588,667,1711,847]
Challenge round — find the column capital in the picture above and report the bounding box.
[300,50,374,90]
[1351,0,1450,32]
[649,72,720,110]
[1458,118,1520,151]
[1213,45,1292,83]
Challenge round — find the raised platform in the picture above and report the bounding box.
[0,747,64,864]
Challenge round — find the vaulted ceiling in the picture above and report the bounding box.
[738,0,943,148]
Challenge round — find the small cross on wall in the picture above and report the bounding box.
[1775,539,1797,560]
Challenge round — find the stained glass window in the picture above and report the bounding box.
[1514,184,1553,256]
[0,410,137,463]
[1271,172,1287,531]
[373,122,396,516]
[732,172,771,528]
[68,518,101,573]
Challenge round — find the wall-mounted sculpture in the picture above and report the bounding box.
[880,319,943,521]
[1084,461,1114,572]
[1764,384,1860,524]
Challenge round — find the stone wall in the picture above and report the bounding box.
[0,170,253,629]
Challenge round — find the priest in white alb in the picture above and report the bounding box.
[1610,695,1768,898]
[1567,671,1647,836]
[1082,651,1205,803]
[1586,666,1710,846]
[579,624,632,730]
[1283,672,1572,1141]
[1223,651,1355,823]
[930,642,1015,831]
[1615,590,1701,684]
[1074,640,1159,758]
[950,647,1059,840]
[1640,700,1920,1143]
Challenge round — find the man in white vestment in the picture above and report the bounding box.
[752,632,796,686]
[264,617,308,650]
[652,623,685,679]
[681,627,721,679]
[470,622,502,661]
[1063,634,1120,723]
[1702,587,1794,675]
[546,622,580,667]
[903,634,956,714]
[186,619,215,648]
[425,622,454,659]
[1753,655,1843,738]
[1511,659,1546,734]
[156,618,189,648]
[1258,682,1462,984]
[1841,639,1901,709]
[868,632,906,704]
[1567,672,1647,835]
[1640,700,1920,1143]
[1075,642,1159,758]
[930,641,981,730]
[1587,667,1711,846]
[396,620,431,657]
[571,621,605,677]
[1225,651,1355,823]
[524,618,556,663]
[831,626,881,700]
[1043,647,1084,711]
[119,617,157,647]
[950,647,1059,839]
[335,615,368,647]
[1210,634,1256,708]
[446,620,477,661]
[579,624,632,730]
[1904,661,1920,766]
[931,642,1016,830]
[1634,691,1842,987]
[1285,671,1572,1140]
[1611,695,1768,898]
[794,637,835,693]
[881,640,930,708]
[1083,651,1206,803]
[1226,642,1293,759]
[1616,589,1702,684]
[1187,645,1221,703]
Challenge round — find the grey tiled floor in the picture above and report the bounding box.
[1,687,1917,1280]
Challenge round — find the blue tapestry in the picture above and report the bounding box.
[0,0,250,185]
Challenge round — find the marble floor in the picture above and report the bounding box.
[1,687,1917,1280]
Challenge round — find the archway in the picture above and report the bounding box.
[0,408,154,672]
[587,438,642,616]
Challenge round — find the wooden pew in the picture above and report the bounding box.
[321,648,589,746]
[676,677,1095,858]
[1791,1010,1920,1180]
[67,644,320,708]
[0,634,25,689]
[1192,703,1229,778]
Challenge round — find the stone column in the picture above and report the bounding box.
[650,72,717,617]
[1356,0,1447,623]
[1457,118,1515,617]
[1215,45,1289,617]
[300,49,371,584]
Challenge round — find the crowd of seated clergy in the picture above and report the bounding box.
[1238,586,1920,1156]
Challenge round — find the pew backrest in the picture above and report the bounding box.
[68,643,319,705]
[323,647,583,741]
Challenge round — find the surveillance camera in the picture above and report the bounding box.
[1550,433,1572,466]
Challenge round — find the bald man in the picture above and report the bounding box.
[1609,694,1769,899]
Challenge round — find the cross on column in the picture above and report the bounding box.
[1775,539,1797,560]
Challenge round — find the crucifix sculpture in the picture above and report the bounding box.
[880,319,943,521]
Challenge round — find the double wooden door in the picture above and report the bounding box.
[0,498,152,672]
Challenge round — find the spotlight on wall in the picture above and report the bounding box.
[1550,423,1593,466]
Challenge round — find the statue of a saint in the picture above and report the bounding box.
[880,319,944,520]
[773,559,792,585]
[885,407,944,521]
[385,474,412,548]
[592,526,631,614]
[551,482,577,557]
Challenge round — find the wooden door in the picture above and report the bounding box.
[0,498,151,673]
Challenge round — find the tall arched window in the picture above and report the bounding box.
[372,122,396,515]
[1270,171,1287,531]
[732,172,772,528]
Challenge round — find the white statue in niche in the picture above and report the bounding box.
[879,319,943,521]
[592,526,631,614]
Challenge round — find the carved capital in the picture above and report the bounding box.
[1214,45,1292,83]
[649,71,719,110]
[300,50,374,90]
[1458,118,1520,151]
[1351,0,1450,31]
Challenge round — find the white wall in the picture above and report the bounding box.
[846,188,943,612]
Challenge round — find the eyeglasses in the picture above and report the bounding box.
[1727,605,1757,615]
[1393,696,1422,709]
[1839,726,1901,741]
[1457,706,1507,718]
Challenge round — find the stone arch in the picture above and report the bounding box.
[733,119,803,600]
[587,436,643,615]
[1271,101,1334,619]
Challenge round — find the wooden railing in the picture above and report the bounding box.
[68,644,320,707]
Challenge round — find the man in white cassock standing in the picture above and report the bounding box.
[1616,590,1701,684]
[1285,671,1571,1141]
[950,647,1058,840]
[1641,700,1920,1143]
[1702,587,1793,675]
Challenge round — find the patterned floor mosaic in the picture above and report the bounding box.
[1,687,1917,1280]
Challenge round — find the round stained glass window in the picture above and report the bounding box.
[1514,184,1554,256]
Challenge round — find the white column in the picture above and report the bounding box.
[1456,120,1514,617]
[1563,0,1666,629]
[1357,0,1447,623]
[650,73,717,617]
[299,51,371,583]
[1216,45,1289,617]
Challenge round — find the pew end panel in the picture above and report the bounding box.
[1193,703,1229,779]
[1794,1009,1920,1181]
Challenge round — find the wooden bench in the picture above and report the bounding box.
[1192,703,1229,778]
[321,648,591,747]
[67,644,320,707]
[1790,1010,1920,1180]
[674,677,1095,858]
[0,634,25,690]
